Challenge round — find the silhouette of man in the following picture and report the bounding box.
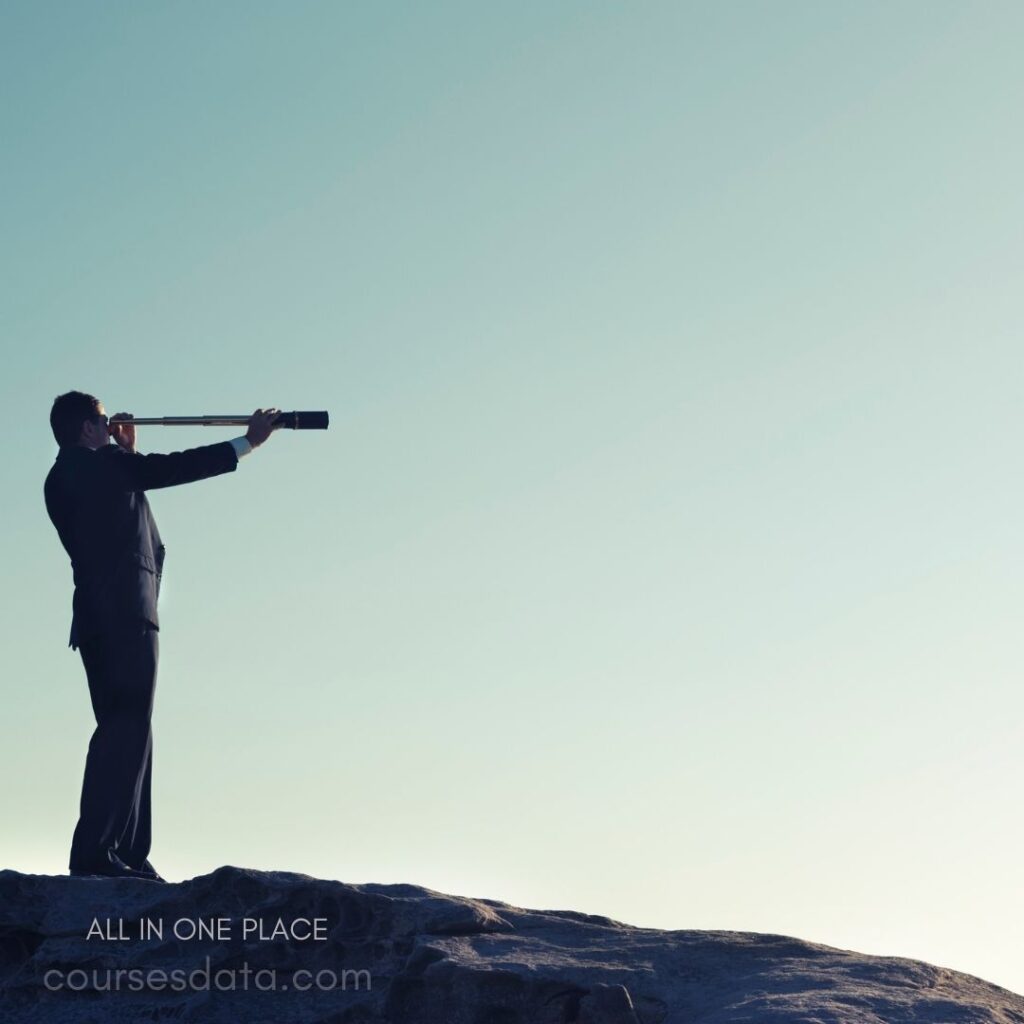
[44,393,280,881]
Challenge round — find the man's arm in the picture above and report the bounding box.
[107,408,279,491]
[106,442,239,492]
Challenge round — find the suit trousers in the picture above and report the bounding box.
[68,621,158,873]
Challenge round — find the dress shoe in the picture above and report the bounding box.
[136,859,166,882]
[70,849,163,881]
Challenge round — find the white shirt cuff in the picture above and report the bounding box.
[230,436,253,460]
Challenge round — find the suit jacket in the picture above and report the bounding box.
[44,441,239,649]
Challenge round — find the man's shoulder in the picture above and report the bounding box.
[45,448,81,489]
[46,446,122,493]
[49,445,104,467]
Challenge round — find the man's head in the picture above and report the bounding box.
[50,391,109,449]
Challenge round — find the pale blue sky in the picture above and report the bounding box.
[2,0,1022,996]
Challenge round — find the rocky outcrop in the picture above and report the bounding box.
[1,865,1021,1023]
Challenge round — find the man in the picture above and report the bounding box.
[44,392,280,881]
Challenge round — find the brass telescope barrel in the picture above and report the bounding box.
[116,411,329,430]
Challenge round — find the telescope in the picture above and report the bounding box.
[113,411,329,430]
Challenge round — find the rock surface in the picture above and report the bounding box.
[1,865,1021,1023]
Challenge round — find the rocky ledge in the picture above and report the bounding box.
[1,866,1021,1023]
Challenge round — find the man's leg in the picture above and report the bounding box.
[119,712,154,869]
[68,622,159,874]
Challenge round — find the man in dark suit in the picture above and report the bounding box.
[44,392,280,881]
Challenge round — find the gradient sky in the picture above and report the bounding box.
[2,0,1022,997]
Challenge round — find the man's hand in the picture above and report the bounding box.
[110,412,137,453]
[245,408,282,448]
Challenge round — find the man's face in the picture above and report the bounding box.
[80,403,110,449]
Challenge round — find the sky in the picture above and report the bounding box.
[2,0,1022,997]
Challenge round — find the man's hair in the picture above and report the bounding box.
[50,391,102,448]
